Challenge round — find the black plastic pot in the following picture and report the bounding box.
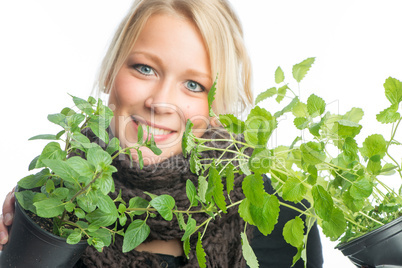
[0,198,87,268]
[337,216,402,268]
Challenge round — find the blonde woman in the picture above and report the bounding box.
[0,0,322,267]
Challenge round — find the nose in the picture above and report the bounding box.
[144,79,178,115]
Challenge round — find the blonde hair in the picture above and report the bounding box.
[97,0,253,116]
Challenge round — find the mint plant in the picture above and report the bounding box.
[182,58,402,266]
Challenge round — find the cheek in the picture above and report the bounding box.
[182,100,210,133]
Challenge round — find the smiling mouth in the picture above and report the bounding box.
[131,116,173,136]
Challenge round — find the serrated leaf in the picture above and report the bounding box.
[197,176,208,203]
[376,104,401,124]
[334,119,362,137]
[321,208,346,240]
[196,233,207,268]
[67,156,95,180]
[283,217,304,248]
[360,134,387,159]
[312,185,333,221]
[300,142,326,165]
[282,177,307,202]
[208,166,227,213]
[73,95,94,114]
[255,87,277,104]
[128,197,149,216]
[242,174,265,207]
[208,79,217,117]
[274,97,299,118]
[122,220,150,253]
[244,106,277,147]
[182,120,195,158]
[248,148,271,174]
[225,163,235,196]
[292,101,308,117]
[350,176,373,199]
[343,107,364,123]
[275,66,285,84]
[85,208,117,227]
[48,113,67,128]
[186,180,198,206]
[181,217,196,242]
[241,232,259,268]
[250,194,280,235]
[150,195,175,221]
[219,114,245,134]
[294,117,309,130]
[87,146,113,169]
[292,57,315,83]
[15,191,37,213]
[384,76,402,105]
[276,85,288,103]
[307,94,326,117]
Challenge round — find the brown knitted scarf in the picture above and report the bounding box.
[75,128,252,268]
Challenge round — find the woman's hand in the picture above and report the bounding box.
[0,188,15,251]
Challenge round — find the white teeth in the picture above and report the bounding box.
[140,123,171,135]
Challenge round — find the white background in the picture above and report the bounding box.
[1,1,402,267]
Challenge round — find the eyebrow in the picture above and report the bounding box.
[129,51,212,83]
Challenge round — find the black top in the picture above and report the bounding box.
[250,175,323,268]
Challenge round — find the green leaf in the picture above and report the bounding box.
[307,94,326,117]
[250,194,280,235]
[350,176,373,199]
[122,220,150,253]
[274,97,299,118]
[300,142,326,165]
[77,194,97,213]
[275,66,285,84]
[29,134,58,141]
[87,146,113,169]
[376,104,401,124]
[209,166,227,213]
[334,120,362,137]
[73,95,94,114]
[128,197,149,216]
[150,195,175,221]
[85,208,118,227]
[196,233,207,268]
[343,107,364,123]
[282,177,307,202]
[255,87,277,104]
[241,232,259,268]
[97,195,118,215]
[18,168,51,189]
[294,117,309,130]
[208,79,217,117]
[343,137,359,161]
[292,57,315,83]
[225,163,235,196]
[42,159,80,185]
[342,191,365,212]
[276,85,288,103]
[244,106,277,147]
[15,191,37,213]
[67,156,95,180]
[34,198,65,218]
[242,174,265,207]
[219,114,245,134]
[321,208,347,240]
[88,116,109,144]
[182,120,195,158]
[312,185,333,221]
[181,217,196,242]
[197,176,208,203]
[36,142,67,168]
[283,217,304,248]
[48,113,67,128]
[65,202,75,213]
[248,148,272,174]
[360,134,387,159]
[292,101,308,117]
[186,180,198,206]
[383,77,402,105]
[67,230,82,244]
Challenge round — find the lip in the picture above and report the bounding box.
[131,116,176,143]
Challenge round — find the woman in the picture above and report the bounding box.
[0,0,322,267]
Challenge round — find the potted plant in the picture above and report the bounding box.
[181,57,402,267]
[0,95,166,267]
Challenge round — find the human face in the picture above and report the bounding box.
[108,13,212,165]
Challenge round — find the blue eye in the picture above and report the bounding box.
[185,81,204,92]
[134,64,155,76]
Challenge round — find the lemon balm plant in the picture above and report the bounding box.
[182,58,402,267]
